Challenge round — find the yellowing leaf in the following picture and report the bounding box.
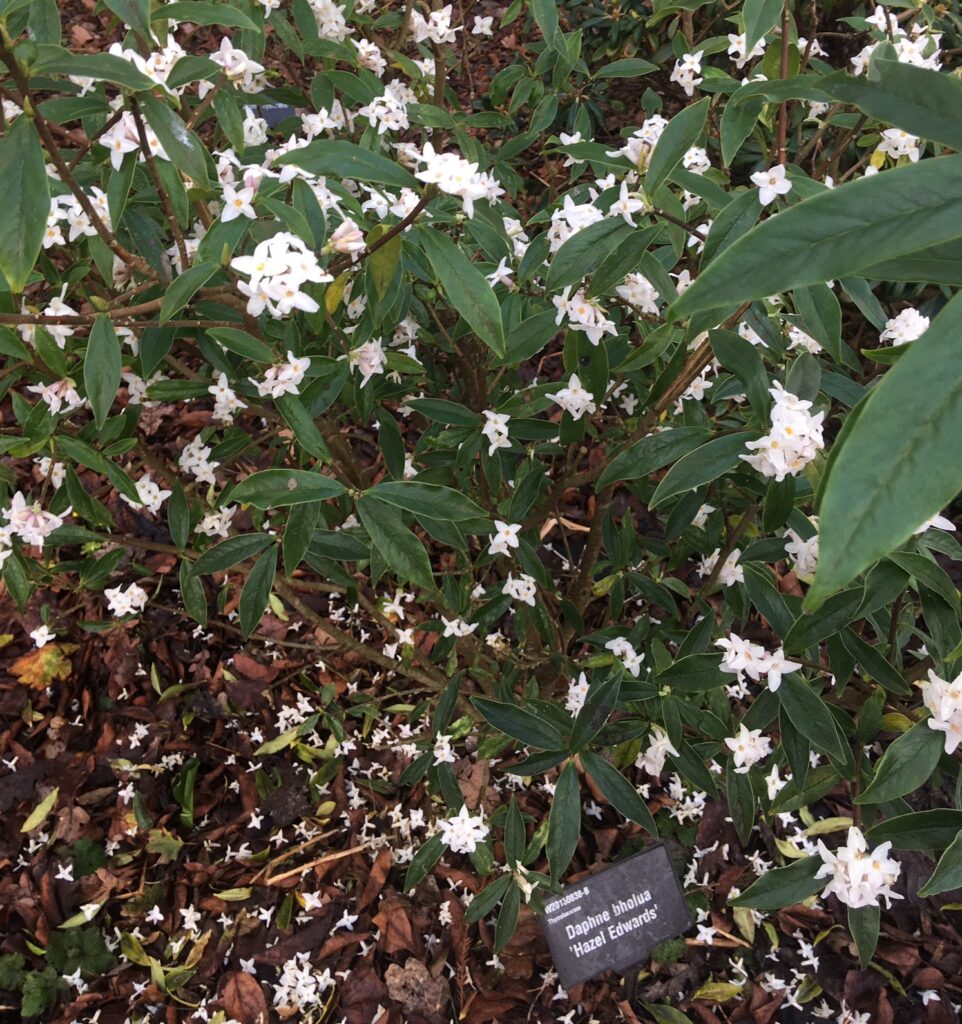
[11,644,77,690]
[804,816,853,837]
[692,981,745,1003]
[21,787,59,832]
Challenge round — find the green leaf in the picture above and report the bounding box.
[103,0,150,39]
[416,224,505,357]
[808,292,962,607]
[595,57,658,77]
[709,328,769,420]
[794,283,843,364]
[366,223,402,297]
[83,316,121,430]
[207,327,275,363]
[238,546,277,637]
[465,873,512,923]
[547,762,580,880]
[494,882,521,951]
[887,551,960,615]
[647,97,709,197]
[159,261,218,323]
[597,426,711,489]
[643,1005,694,1024]
[667,157,962,321]
[191,533,274,576]
[367,480,486,522]
[848,905,879,968]
[275,140,417,189]
[545,217,633,291]
[0,118,49,293]
[504,797,525,865]
[777,675,848,763]
[32,45,156,90]
[404,832,445,890]
[230,470,345,509]
[856,720,943,805]
[569,672,621,751]
[919,831,962,897]
[743,0,783,53]
[582,750,658,834]
[139,95,211,188]
[727,762,756,845]
[357,494,434,591]
[821,61,962,152]
[274,393,333,463]
[649,432,756,508]
[658,653,728,692]
[404,398,480,426]
[729,855,823,909]
[472,696,568,750]
[152,1,259,29]
[783,587,863,653]
[867,810,962,851]
[770,763,842,814]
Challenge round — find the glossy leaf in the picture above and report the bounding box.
[83,316,121,430]
[0,118,49,293]
[230,470,345,509]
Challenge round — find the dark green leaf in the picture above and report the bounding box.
[597,426,711,489]
[416,224,505,357]
[582,750,658,834]
[867,810,962,851]
[239,546,277,637]
[231,469,345,509]
[783,587,863,653]
[856,720,943,805]
[472,696,568,750]
[650,432,757,508]
[730,855,823,909]
[404,832,445,890]
[357,494,434,591]
[546,217,633,291]
[153,1,259,29]
[83,316,121,430]
[547,762,580,880]
[647,97,709,196]
[159,261,218,324]
[0,118,48,293]
[667,157,962,321]
[919,830,962,897]
[275,139,417,189]
[848,905,879,967]
[368,480,487,522]
[191,533,274,576]
[139,95,211,188]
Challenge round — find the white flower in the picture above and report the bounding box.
[763,648,801,692]
[328,218,366,254]
[605,636,645,677]
[565,672,591,715]
[552,373,597,420]
[179,435,219,485]
[122,474,172,516]
[104,582,149,618]
[433,733,456,764]
[923,669,962,753]
[914,513,955,535]
[220,184,256,222]
[503,573,537,607]
[251,351,311,399]
[724,724,772,773]
[879,307,929,346]
[471,15,493,35]
[481,409,511,456]
[670,51,704,96]
[438,805,488,854]
[750,164,792,205]
[698,547,744,586]
[346,339,386,387]
[815,826,902,909]
[441,616,478,638]
[785,521,819,581]
[635,726,679,777]
[489,520,521,557]
[741,382,824,482]
[3,492,71,546]
[716,633,768,681]
[616,273,660,315]
[30,625,56,648]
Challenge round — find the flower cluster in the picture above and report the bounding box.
[230,232,333,318]
[742,383,825,481]
[815,827,902,909]
[923,669,962,753]
[438,805,488,854]
[717,634,801,692]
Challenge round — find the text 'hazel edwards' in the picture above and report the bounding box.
[545,888,659,959]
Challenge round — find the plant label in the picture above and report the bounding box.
[539,844,690,988]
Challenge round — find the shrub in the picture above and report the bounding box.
[2,0,962,1016]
